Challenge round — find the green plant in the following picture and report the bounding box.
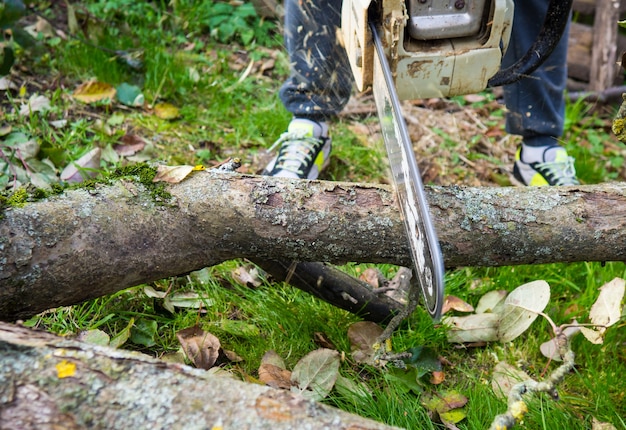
[0,0,37,74]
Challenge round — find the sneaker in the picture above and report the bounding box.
[263,118,331,179]
[513,145,579,186]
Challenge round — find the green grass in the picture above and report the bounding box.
[5,1,626,429]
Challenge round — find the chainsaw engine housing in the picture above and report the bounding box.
[341,0,514,99]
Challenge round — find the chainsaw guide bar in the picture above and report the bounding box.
[370,22,445,320]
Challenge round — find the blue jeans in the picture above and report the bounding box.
[502,0,570,145]
[279,0,352,120]
[280,0,569,143]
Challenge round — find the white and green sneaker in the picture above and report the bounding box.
[513,145,579,186]
[263,118,331,179]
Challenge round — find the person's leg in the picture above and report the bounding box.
[503,0,578,185]
[279,0,353,120]
[266,0,353,179]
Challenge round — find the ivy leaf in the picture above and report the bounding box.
[0,0,27,29]
[130,318,158,347]
[385,367,424,395]
[0,46,15,76]
[291,348,340,401]
[402,346,442,377]
[498,280,550,342]
[109,318,134,349]
[116,83,144,107]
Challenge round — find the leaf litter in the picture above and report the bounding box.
[290,348,341,401]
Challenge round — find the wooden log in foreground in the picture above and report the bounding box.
[2,171,626,320]
[0,322,400,430]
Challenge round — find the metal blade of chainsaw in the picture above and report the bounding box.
[370,22,445,320]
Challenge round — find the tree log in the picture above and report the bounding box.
[2,171,626,320]
[0,322,401,430]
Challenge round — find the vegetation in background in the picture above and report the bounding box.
[2,1,625,429]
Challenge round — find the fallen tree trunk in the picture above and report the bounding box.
[0,322,401,430]
[2,171,626,320]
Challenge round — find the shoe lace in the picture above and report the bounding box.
[535,156,579,185]
[268,131,323,176]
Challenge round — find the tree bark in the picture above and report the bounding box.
[2,171,626,320]
[0,322,401,430]
[589,0,621,92]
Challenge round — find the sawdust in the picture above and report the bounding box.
[341,91,519,187]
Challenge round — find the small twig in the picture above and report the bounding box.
[373,277,421,362]
[489,333,575,430]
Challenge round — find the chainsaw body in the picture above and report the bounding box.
[342,0,514,99]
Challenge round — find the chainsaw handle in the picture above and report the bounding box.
[488,0,573,87]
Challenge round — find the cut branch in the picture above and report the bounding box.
[0,322,400,430]
[2,171,626,320]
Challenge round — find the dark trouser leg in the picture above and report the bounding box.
[503,0,570,146]
[279,0,353,121]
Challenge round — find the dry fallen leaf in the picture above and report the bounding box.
[152,164,195,184]
[19,94,51,115]
[222,349,243,362]
[539,322,581,361]
[60,148,102,183]
[232,264,263,288]
[114,134,147,156]
[258,363,292,389]
[422,390,468,428]
[498,280,550,342]
[430,370,446,385]
[164,291,213,313]
[359,267,384,288]
[154,102,180,120]
[588,278,625,326]
[475,290,508,314]
[442,295,474,314]
[592,417,618,430]
[72,80,116,103]
[580,278,624,344]
[77,329,110,346]
[463,94,486,103]
[347,321,383,364]
[261,350,287,369]
[290,348,341,401]
[491,361,531,399]
[444,313,500,343]
[176,325,221,370]
[385,267,412,303]
[313,332,336,350]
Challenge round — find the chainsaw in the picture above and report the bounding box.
[341,0,572,319]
